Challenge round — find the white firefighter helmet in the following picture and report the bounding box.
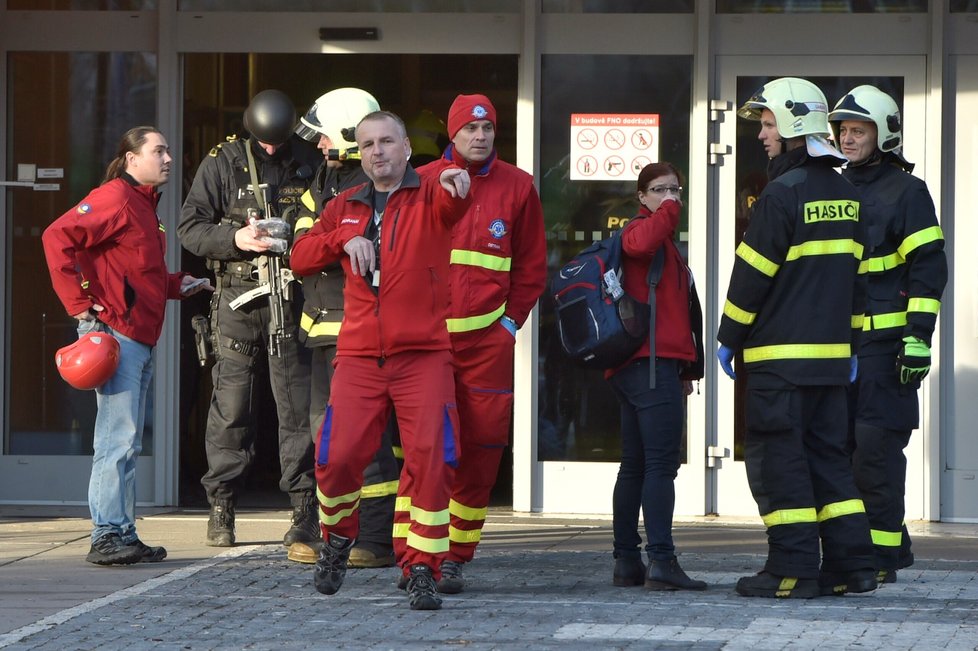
[828,85,903,153]
[295,87,380,150]
[738,77,832,139]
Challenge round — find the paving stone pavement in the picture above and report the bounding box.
[2,545,977,651]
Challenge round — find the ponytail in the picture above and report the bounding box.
[102,126,160,184]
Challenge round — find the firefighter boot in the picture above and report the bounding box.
[612,552,647,587]
[735,571,819,599]
[645,556,707,591]
[313,533,354,596]
[284,492,321,547]
[206,499,235,547]
[436,560,465,594]
[820,569,878,596]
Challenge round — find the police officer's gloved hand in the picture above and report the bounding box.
[897,336,931,384]
[717,344,736,380]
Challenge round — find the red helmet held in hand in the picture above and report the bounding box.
[55,332,121,390]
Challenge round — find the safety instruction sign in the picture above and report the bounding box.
[570,113,659,181]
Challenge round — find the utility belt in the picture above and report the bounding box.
[208,259,259,286]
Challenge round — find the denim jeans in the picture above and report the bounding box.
[80,320,154,545]
[608,357,683,561]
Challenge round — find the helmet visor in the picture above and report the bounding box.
[294,105,325,142]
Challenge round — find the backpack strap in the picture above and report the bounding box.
[646,246,666,389]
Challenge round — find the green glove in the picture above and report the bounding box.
[897,336,931,384]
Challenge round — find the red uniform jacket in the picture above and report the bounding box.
[614,200,695,373]
[42,175,186,346]
[419,148,547,340]
[290,166,471,358]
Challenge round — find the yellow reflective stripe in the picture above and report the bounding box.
[449,499,489,522]
[392,522,410,539]
[300,189,316,213]
[866,251,903,272]
[317,486,360,508]
[361,479,399,499]
[81,280,90,289]
[863,312,907,332]
[736,242,779,277]
[871,528,903,547]
[776,577,800,597]
[300,312,341,337]
[784,239,863,262]
[406,530,450,554]
[449,525,483,544]
[743,343,850,363]
[410,504,450,527]
[723,300,756,326]
[851,314,864,329]
[898,225,944,258]
[857,259,870,275]
[907,297,941,315]
[450,249,512,272]
[319,503,358,526]
[395,496,412,512]
[817,498,866,522]
[447,303,506,333]
[393,445,404,460]
[158,223,166,232]
[761,507,817,527]
[294,216,315,234]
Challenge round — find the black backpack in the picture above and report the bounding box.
[551,230,650,370]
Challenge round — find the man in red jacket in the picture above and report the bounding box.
[43,126,212,566]
[413,94,547,594]
[290,111,471,610]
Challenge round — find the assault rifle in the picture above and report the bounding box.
[228,200,294,357]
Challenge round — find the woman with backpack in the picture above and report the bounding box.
[608,162,706,591]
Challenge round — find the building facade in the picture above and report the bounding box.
[1,0,976,522]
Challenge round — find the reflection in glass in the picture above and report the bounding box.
[538,54,692,464]
[950,0,978,10]
[8,0,155,8]
[542,0,692,11]
[7,52,157,455]
[729,75,904,461]
[717,0,926,11]
[177,0,519,11]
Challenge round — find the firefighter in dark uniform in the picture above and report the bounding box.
[829,85,947,584]
[177,89,318,551]
[284,88,400,569]
[717,77,877,599]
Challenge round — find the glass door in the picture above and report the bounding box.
[2,51,159,503]
[714,55,927,516]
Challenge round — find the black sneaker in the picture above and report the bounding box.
[613,555,647,587]
[736,571,819,599]
[436,559,465,594]
[820,569,878,596]
[407,564,443,610]
[133,539,167,563]
[284,493,321,547]
[206,500,235,547]
[645,556,707,591]
[86,533,141,566]
[313,533,354,596]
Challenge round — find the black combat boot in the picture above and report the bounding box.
[612,553,647,587]
[313,533,355,595]
[645,556,707,591]
[206,499,235,547]
[284,492,321,547]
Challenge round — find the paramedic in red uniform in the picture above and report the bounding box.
[290,110,471,611]
[411,94,547,594]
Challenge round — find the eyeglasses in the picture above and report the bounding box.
[646,185,683,195]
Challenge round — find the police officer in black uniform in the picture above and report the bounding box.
[286,88,401,569]
[177,89,318,551]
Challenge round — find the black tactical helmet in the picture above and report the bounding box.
[243,89,296,146]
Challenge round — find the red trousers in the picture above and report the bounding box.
[395,324,515,564]
[315,350,458,577]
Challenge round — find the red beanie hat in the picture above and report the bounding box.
[447,94,497,139]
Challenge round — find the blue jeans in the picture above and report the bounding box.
[80,320,154,545]
[608,357,683,561]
